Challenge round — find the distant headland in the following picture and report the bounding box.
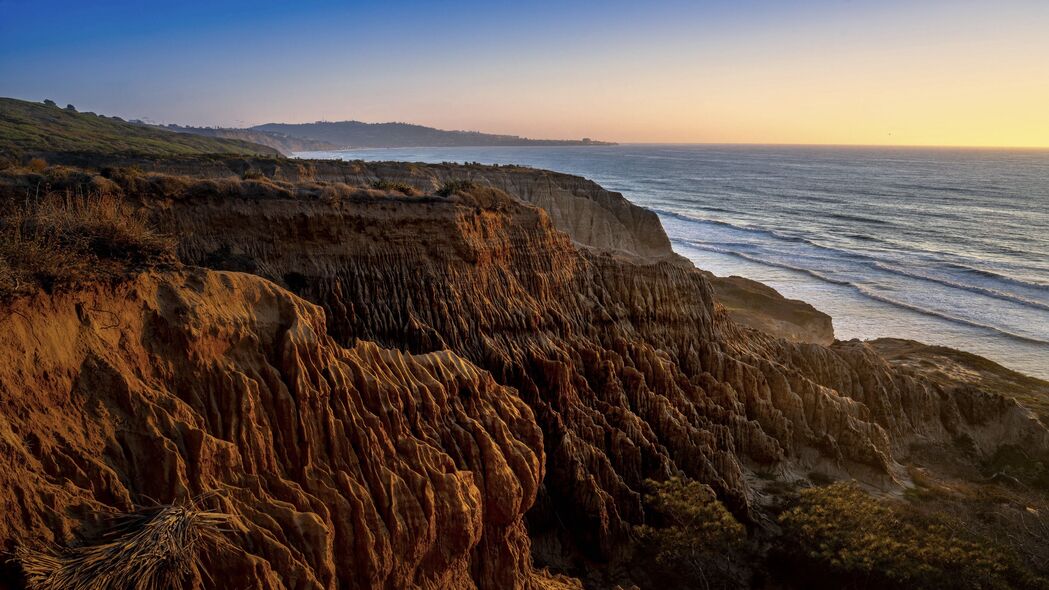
[165,120,616,155]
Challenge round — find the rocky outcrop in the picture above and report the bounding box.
[50,156,675,262]
[703,272,835,345]
[345,162,679,261]
[869,338,1049,425]
[0,269,557,589]
[146,181,1048,579]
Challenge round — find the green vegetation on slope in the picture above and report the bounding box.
[0,98,279,158]
[635,478,746,588]
[776,481,1048,590]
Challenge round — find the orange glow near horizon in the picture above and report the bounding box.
[389,11,1049,149]
[4,1,1048,148]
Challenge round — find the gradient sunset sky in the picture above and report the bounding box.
[2,0,1047,147]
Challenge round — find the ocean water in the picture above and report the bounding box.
[299,145,1049,380]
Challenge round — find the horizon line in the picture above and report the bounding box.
[7,96,1047,152]
[312,141,1049,151]
[615,141,1049,150]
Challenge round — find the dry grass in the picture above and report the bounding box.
[0,190,175,297]
[16,504,232,590]
[0,164,421,208]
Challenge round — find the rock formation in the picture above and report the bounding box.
[1,159,1046,588]
[146,173,1046,580]
[88,155,834,344]
[703,272,834,345]
[0,269,561,589]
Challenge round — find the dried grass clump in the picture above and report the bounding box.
[16,504,233,590]
[27,157,48,173]
[0,190,175,297]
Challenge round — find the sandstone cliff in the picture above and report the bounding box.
[0,269,562,589]
[703,272,835,345]
[870,338,1049,425]
[146,178,1047,581]
[65,154,833,343]
[2,160,1047,588]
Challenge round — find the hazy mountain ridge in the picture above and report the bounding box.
[250,120,616,149]
[159,124,338,155]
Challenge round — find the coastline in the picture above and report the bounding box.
[295,145,1049,380]
[3,146,1049,587]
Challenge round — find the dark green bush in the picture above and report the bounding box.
[435,179,474,197]
[635,477,746,587]
[985,445,1049,489]
[369,179,415,195]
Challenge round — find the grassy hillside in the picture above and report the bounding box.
[0,98,280,157]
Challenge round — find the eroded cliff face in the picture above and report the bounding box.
[121,157,678,261]
[147,183,1048,579]
[38,154,831,344]
[0,269,563,589]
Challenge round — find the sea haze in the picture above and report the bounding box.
[299,145,1049,380]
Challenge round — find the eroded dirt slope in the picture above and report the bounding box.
[0,269,554,589]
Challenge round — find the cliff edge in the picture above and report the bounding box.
[1,156,1046,588]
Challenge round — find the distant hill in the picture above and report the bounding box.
[249,120,616,149]
[161,125,337,156]
[0,98,279,158]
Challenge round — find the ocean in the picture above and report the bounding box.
[298,145,1049,380]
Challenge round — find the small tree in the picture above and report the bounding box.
[43,99,57,107]
[636,477,745,589]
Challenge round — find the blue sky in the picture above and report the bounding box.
[2,0,1047,145]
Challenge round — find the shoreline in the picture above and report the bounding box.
[676,240,1049,381]
[299,146,1049,381]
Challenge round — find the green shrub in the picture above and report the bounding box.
[369,179,416,195]
[776,481,1047,589]
[636,477,745,587]
[435,179,474,197]
[985,445,1049,489]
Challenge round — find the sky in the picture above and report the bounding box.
[1,0,1048,147]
